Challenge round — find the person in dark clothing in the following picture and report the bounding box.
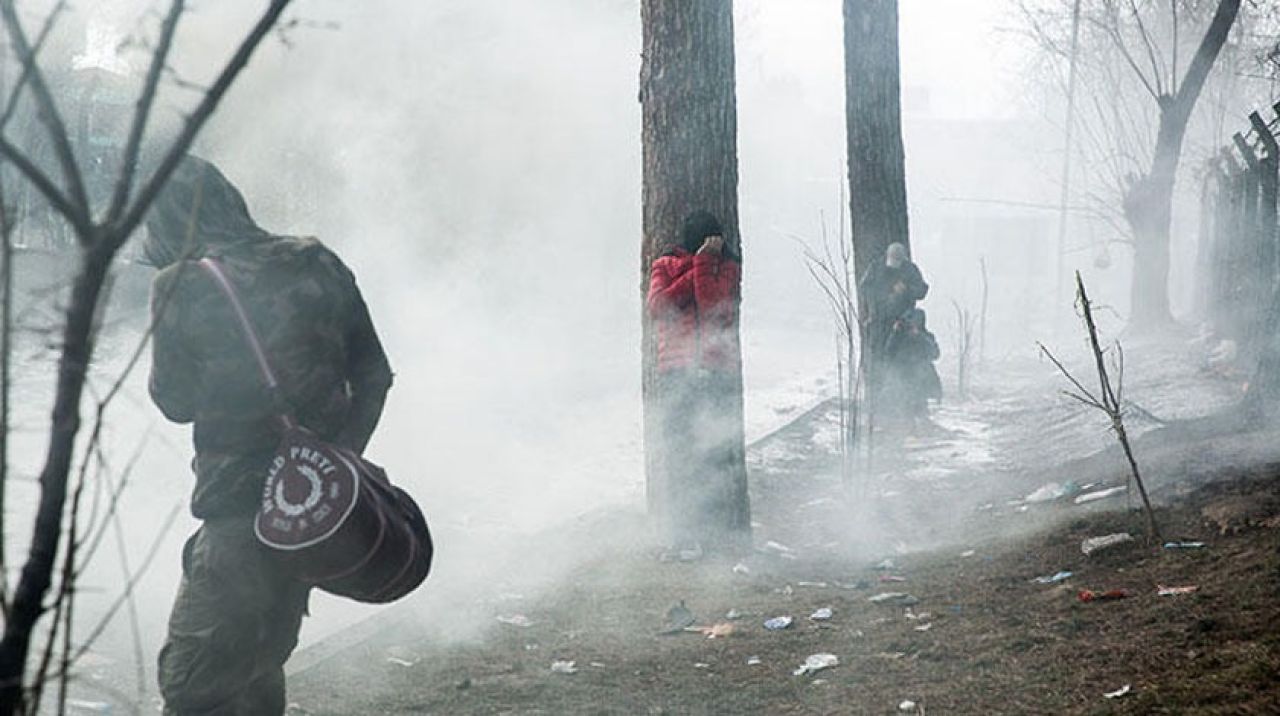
[861,242,929,356]
[146,156,392,715]
[646,210,741,555]
[861,242,930,420]
[883,307,943,427]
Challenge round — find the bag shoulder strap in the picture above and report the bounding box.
[198,257,296,429]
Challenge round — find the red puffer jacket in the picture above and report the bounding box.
[646,248,741,373]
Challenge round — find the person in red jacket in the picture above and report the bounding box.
[646,210,741,555]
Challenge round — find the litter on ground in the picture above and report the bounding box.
[763,540,793,555]
[660,601,696,635]
[1081,533,1133,555]
[1078,588,1134,602]
[1026,482,1066,503]
[1104,684,1132,699]
[550,660,578,675]
[1074,486,1127,505]
[764,615,794,630]
[1033,570,1073,584]
[1157,584,1199,596]
[869,592,919,606]
[699,622,736,638]
[793,653,839,676]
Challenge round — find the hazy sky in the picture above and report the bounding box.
[739,0,1023,121]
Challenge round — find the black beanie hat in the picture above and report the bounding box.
[679,210,723,253]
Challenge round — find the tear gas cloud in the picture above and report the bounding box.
[1,0,1257,682]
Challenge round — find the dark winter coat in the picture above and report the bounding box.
[884,316,943,406]
[861,260,929,350]
[148,163,392,519]
[646,248,741,373]
[865,261,928,317]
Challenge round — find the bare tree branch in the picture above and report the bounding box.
[1087,10,1162,99]
[113,0,295,244]
[1127,0,1169,95]
[1172,0,1242,124]
[0,0,90,228]
[1044,273,1161,540]
[0,0,67,133]
[0,135,77,222]
[108,0,187,225]
[1171,0,1180,90]
[0,1,295,708]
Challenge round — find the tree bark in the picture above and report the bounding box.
[843,0,910,368]
[639,0,749,543]
[1123,0,1241,328]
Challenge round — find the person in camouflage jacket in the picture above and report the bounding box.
[145,156,393,715]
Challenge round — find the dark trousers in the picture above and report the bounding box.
[158,516,309,715]
[657,369,739,546]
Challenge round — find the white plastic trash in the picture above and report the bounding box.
[1025,482,1065,503]
[1104,684,1131,699]
[1074,486,1127,504]
[793,653,839,676]
[550,660,578,674]
[1081,533,1133,555]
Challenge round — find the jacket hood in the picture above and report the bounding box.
[143,155,271,268]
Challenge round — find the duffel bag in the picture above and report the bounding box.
[199,257,432,603]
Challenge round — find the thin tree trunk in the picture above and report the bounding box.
[844,0,910,391]
[1055,0,1083,314]
[0,193,9,615]
[640,0,749,544]
[0,243,110,712]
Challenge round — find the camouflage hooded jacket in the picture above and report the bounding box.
[148,158,393,519]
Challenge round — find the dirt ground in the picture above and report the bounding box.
[287,358,1280,714]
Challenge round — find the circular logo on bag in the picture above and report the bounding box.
[255,441,360,550]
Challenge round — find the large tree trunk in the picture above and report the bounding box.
[639,0,749,545]
[1123,0,1241,329]
[843,0,910,374]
